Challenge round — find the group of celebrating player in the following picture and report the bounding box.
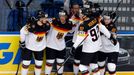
[19,1,119,75]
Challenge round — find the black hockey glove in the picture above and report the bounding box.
[109,34,117,45]
[69,47,76,56]
[19,41,26,50]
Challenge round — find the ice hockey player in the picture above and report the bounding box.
[98,11,120,75]
[69,3,84,75]
[70,3,117,75]
[19,10,50,75]
[45,10,73,75]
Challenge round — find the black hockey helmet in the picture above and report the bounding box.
[27,16,37,24]
[84,1,93,8]
[104,11,116,19]
[82,1,103,17]
[35,10,48,19]
[81,8,90,17]
[15,0,25,8]
[81,1,93,17]
[92,3,103,16]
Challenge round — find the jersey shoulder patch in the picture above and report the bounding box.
[87,18,98,27]
[79,18,98,32]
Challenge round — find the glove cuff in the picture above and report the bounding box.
[19,41,25,49]
[19,41,25,44]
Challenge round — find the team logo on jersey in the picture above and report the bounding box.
[34,32,46,42]
[36,36,44,42]
[56,32,64,39]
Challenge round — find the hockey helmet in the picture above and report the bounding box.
[104,11,116,19]
[58,10,68,16]
[36,10,48,19]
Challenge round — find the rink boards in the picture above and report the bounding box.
[0,72,134,75]
[0,32,134,75]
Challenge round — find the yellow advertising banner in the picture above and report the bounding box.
[0,35,20,72]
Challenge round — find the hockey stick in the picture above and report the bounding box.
[110,0,122,25]
[113,16,119,23]
[15,59,22,75]
[15,48,23,75]
[5,0,12,10]
[26,0,33,14]
[54,34,89,75]
[115,0,123,12]
[26,0,33,17]
[26,0,33,7]
[111,0,122,27]
[111,0,123,14]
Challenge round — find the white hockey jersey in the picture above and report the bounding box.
[73,17,111,53]
[47,18,73,51]
[69,15,83,43]
[100,22,120,53]
[20,26,48,51]
[100,35,119,53]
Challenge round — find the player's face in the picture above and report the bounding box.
[59,15,66,23]
[104,16,112,25]
[72,5,80,14]
[38,17,47,26]
[41,17,47,23]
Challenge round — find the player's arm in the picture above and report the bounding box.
[99,23,111,38]
[20,25,28,49]
[99,23,117,45]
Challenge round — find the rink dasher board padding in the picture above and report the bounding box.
[0,32,134,75]
[0,72,134,75]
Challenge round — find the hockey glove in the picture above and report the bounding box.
[19,41,26,50]
[69,47,76,56]
[109,34,117,45]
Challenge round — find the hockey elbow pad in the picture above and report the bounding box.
[19,41,26,49]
